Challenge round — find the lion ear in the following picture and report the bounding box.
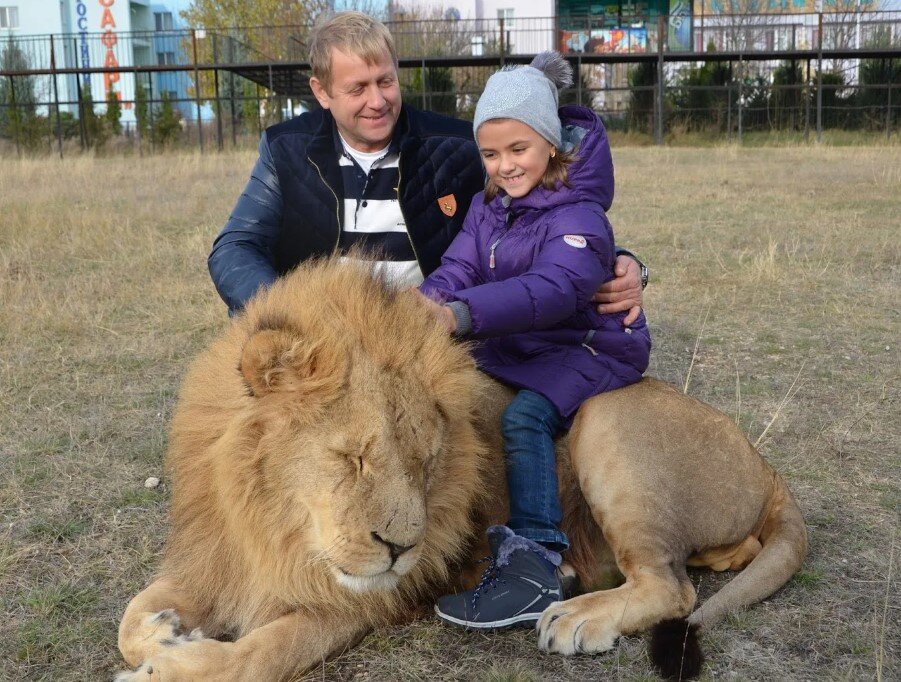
[240,328,331,397]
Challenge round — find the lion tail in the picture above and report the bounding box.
[688,473,808,628]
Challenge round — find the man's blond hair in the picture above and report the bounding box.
[309,11,398,93]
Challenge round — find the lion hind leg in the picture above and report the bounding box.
[687,534,763,572]
[688,475,808,628]
[117,577,206,668]
[537,563,695,655]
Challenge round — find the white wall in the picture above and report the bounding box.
[397,0,556,52]
[402,0,554,18]
[6,1,66,35]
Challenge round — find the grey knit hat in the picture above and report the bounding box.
[473,51,573,148]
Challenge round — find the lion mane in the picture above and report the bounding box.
[159,258,491,638]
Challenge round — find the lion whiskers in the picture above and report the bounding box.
[301,535,350,570]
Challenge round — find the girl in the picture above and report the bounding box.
[419,52,651,629]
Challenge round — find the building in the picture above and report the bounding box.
[0,0,206,122]
[392,1,557,53]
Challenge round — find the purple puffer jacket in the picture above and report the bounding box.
[421,105,650,424]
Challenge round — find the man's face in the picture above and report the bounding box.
[310,48,402,153]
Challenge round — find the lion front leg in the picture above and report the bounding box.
[116,608,369,682]
[118,577,207,668]
[536,563,696,655]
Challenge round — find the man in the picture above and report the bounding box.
[208,11,645,318]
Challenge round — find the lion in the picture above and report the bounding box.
[117,258,807,680]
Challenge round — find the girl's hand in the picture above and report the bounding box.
[408,289,458,334]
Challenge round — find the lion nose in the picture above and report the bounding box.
[371,532,415,562]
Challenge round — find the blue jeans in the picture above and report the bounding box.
[502,390,569,552]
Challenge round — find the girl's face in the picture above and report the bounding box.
[477,119,555,199]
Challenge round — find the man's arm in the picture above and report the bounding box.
[208,134,283,314]
[593,249,647,326]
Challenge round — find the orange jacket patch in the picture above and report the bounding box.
[437,194,457,217]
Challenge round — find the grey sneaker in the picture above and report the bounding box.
[435,525,563,629]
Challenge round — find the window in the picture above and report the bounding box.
[157,51,176,65]
[154,11,173,31]
[0,6,19,29]
[497,8,514,26]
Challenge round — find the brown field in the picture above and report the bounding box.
[0,145,898,681]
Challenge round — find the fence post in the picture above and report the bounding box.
[192,29,204,153]
[816,13,823,143]
[8,75,20,157]
[50,35,64,159]
[577,54,582,106]
[229,39,237,147]
[887,81,893,139]
[655,16,665,146]
[148,71,156,153]
[268,63,274,123]
[727,85,732,139]
[499,17,506,64]
[421,58,427,109]
[256,83,262,138]
[804,59,811,143]
[75,66,87,151]
[212,34,223,151]
[737,55,743,144]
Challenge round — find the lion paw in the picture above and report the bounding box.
[113,665,150,682]
[536,601,619,655]
[117,609,209,679]
[114,634,229,681]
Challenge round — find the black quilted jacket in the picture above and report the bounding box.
[208,105,484,313]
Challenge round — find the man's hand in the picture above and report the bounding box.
[592,255,643,326]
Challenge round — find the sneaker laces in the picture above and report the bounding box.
[470,556,507,609]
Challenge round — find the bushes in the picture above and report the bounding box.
[151,93,183,147]
[858,58,900,129]
[769,61,806,130]
[627,62,657,135]
[405,66,457,117]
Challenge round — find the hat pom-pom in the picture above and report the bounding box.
[529,51,573,90]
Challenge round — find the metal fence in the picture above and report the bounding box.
[1,12,899,156]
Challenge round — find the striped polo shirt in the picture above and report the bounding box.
[337,133,422,287]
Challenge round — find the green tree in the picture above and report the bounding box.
[152,92,182,146]
[816,71,852,129]
[134,83,151,144]
[181,0,327,32]
[0,40,39,144]
[105,89,123,136]
[559,66,593,108]
[858,28,899,129]
[769,61,805,131]
[859,58,899,129]
[181,0,328,105]
[627,62,656,135]
[240,79,261,136]
[669,41,732,132]
[80,83,110,149]
[406,66,456,117]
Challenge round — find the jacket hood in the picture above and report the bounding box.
[488,105,614,217]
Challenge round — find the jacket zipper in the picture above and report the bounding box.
[307,155,342,251]
[489,236,503,269]
[395,151,423,272]
[489,211,515,271]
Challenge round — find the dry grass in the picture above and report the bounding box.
[0,146,898,681]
